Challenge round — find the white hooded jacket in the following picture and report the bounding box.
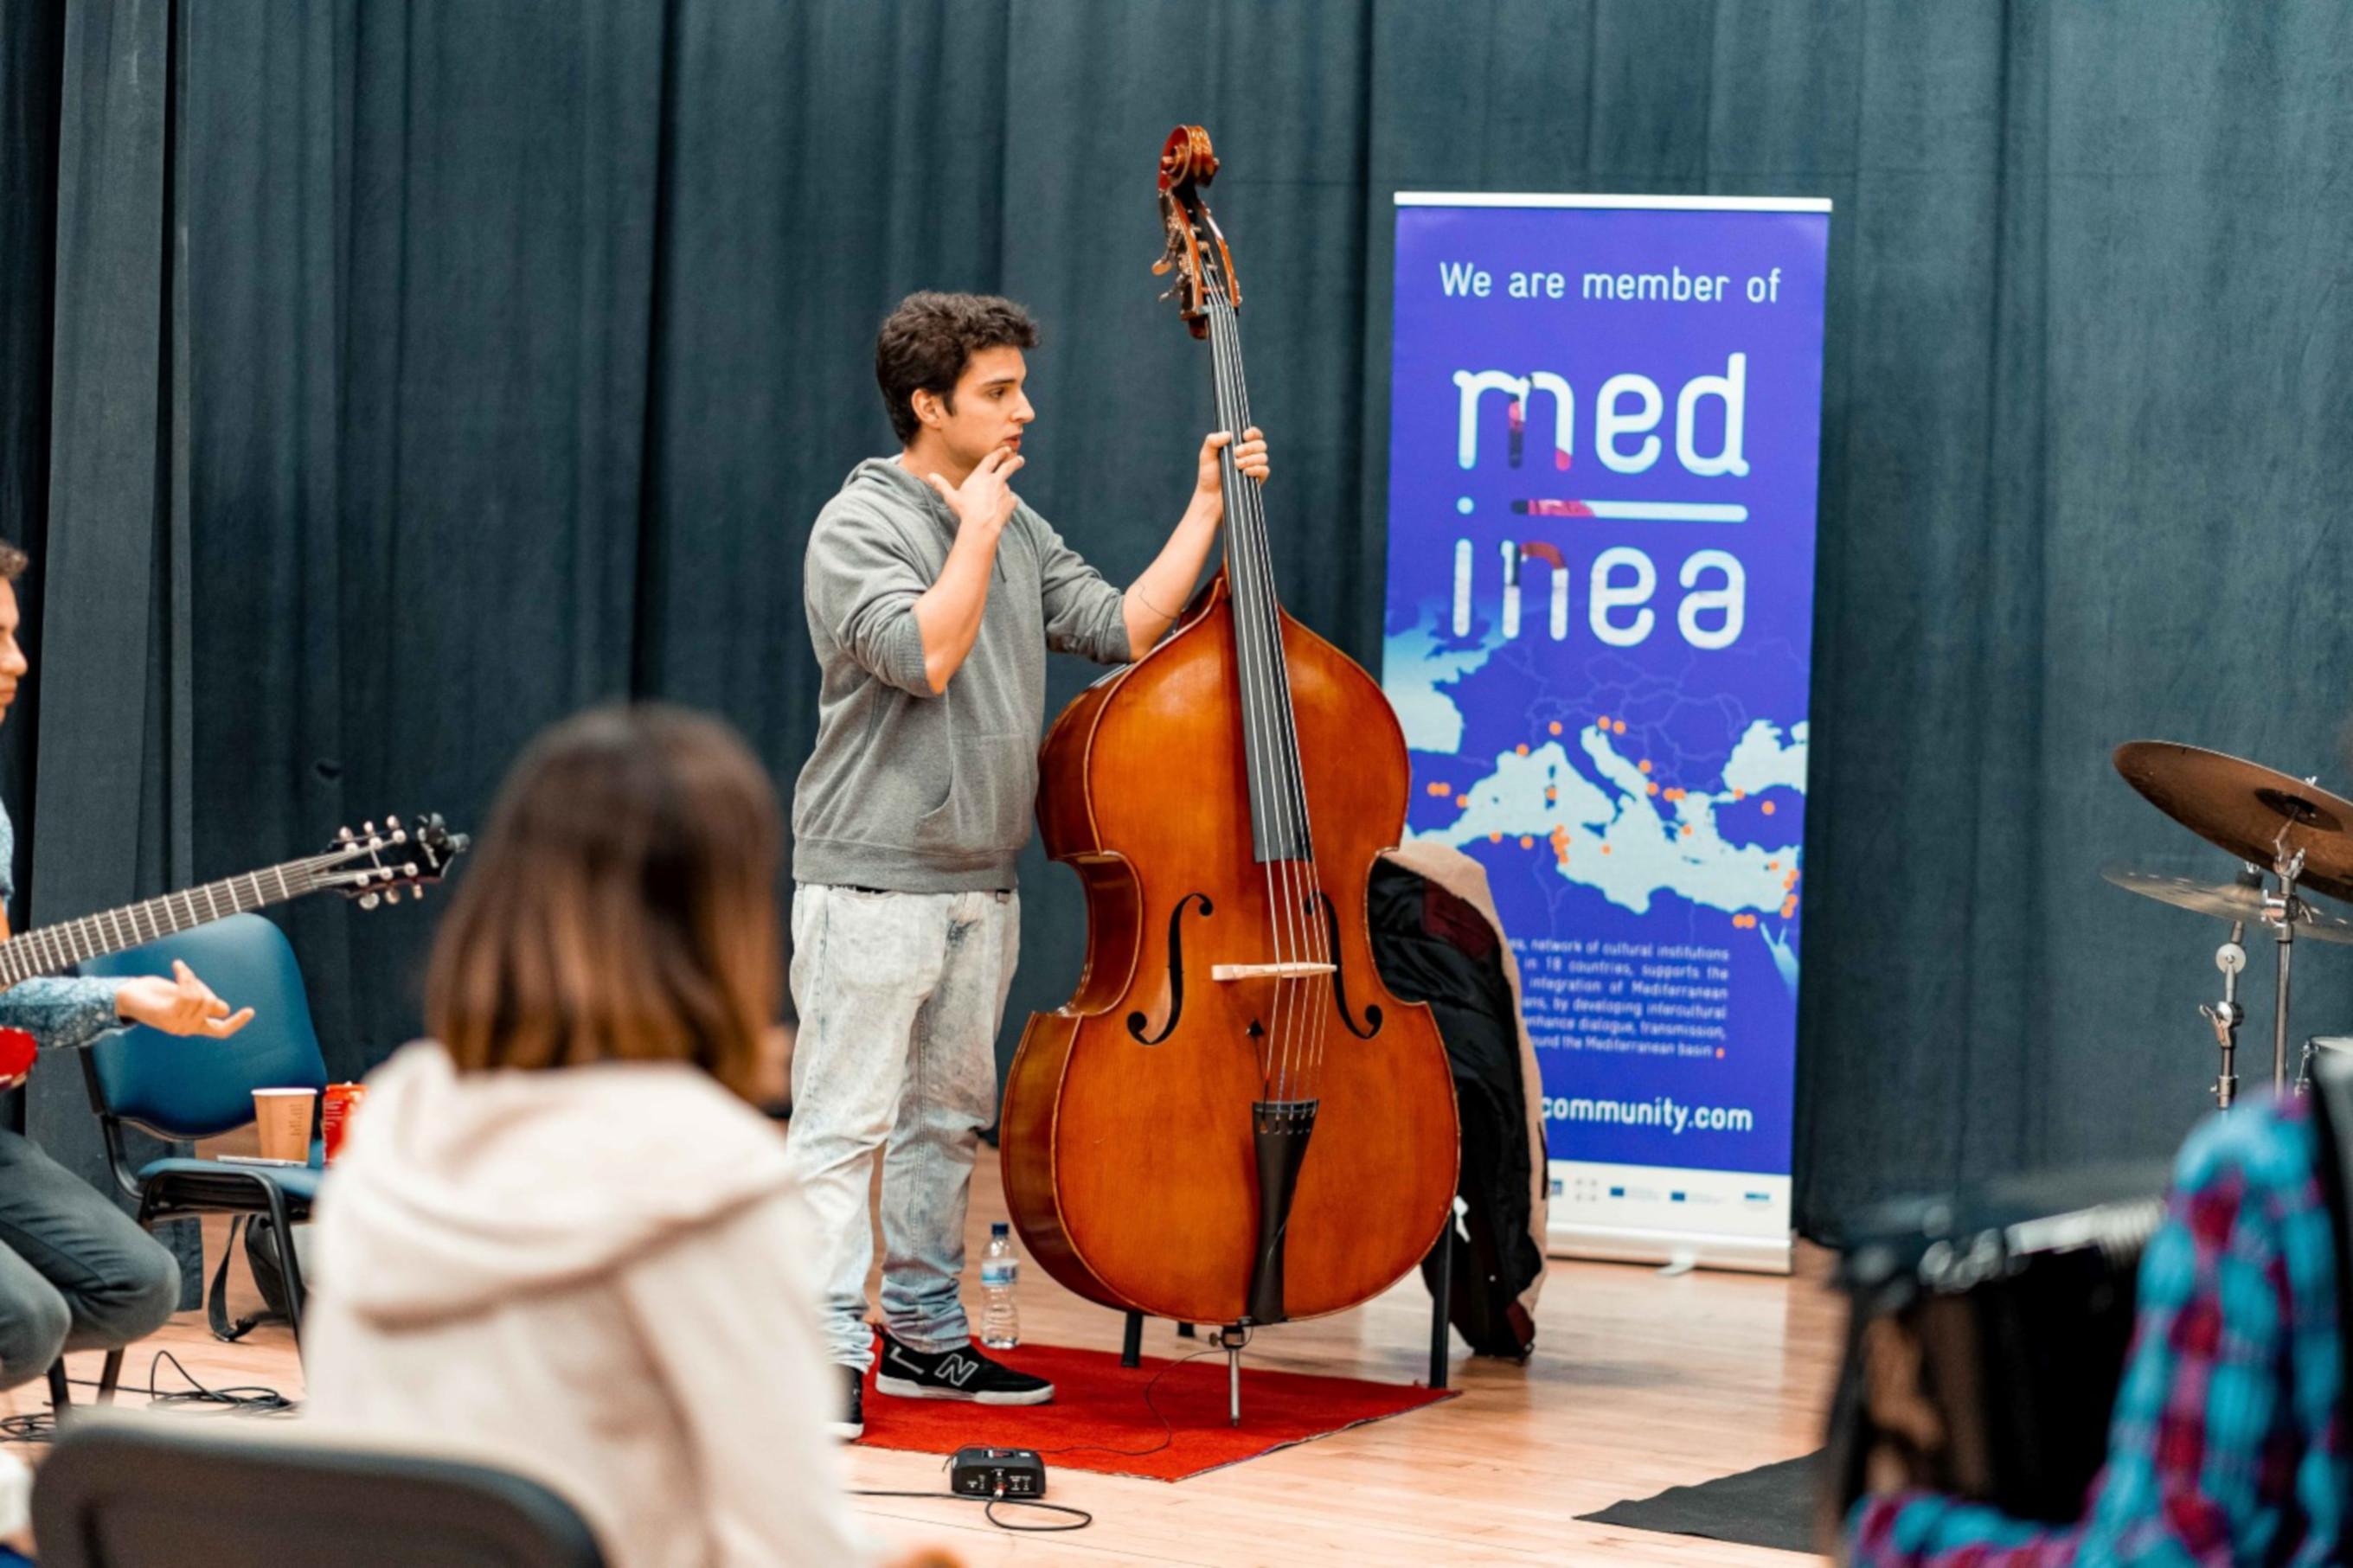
[303,1042,865,1568]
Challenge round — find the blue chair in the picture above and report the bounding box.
[74,912,330,1386]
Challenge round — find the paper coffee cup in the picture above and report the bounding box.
[252,1088,316,1163]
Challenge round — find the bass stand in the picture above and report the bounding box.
[1215,1324,1251,1426]
[2265,834,2309,1097]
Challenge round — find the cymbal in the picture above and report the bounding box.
[2100,864,2353,944]
[2113,741,2353,904]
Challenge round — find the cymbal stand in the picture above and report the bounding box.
[2266,835,2308,1096]
[2202,918,2247,1110]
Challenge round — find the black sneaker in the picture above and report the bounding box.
[830,1363,864,1440]
[873,1331,1055,1405]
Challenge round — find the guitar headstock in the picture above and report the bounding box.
[1153,125,1237,340]
[318,813,471,909]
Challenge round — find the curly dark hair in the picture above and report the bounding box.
[874,291,1040,445]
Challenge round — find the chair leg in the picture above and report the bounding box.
[259,1185,308,1346]
[1427,1230,1452,1391]
[1119,1310,1143,1368]
[44,1361,68,1412]
[96,1349,125,1404]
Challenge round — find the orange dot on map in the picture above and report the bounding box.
[1597,714,1611,726]
[1515,743,1529,756]
[1715,1048,1725,1059]
[1458,796,1473,810]
[1601,845,1612,855]
[1548,721,1562,735]
[1612,720,1627,735]
[1638,759,1651,774]
[1427,781,1452,797]
[1734,789,1747,800]
[1761,801,1777,816]
[1488,831,1502,843]
[1766,860,1778,871]
[1646,783,1659,797]
[1518,835,1534,849]
[1680,823,1693,837]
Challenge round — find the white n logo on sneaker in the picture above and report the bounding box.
[891,1346,982,1389]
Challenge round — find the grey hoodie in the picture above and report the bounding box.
[791,458,1132,893]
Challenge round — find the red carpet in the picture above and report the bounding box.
[853,1341,1458,1482]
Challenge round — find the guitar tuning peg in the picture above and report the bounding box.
[362,821,376,835]
[337,826,353,842]
[388,814,402,829]
[402,863,418,879]
[392,829,408,844]
[359,893,381,911]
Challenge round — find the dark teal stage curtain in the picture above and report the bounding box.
[8,1,2353,1229]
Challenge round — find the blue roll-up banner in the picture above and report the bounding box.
[1382,195,1830,1271]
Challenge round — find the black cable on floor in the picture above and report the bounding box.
[1034,1343,1224,1462]
[4,1348,299,1442]
[850,1485,1092,1533]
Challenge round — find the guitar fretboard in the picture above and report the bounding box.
[0,859,330,989]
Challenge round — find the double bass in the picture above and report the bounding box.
[1000,128,1459,1342]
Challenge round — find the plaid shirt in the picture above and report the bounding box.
[1850,1095,2347,1566]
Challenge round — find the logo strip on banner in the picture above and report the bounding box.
[1382,192,1831,1274]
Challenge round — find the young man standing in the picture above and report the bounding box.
[787,292,1267,1436]
[0,541,256,1390]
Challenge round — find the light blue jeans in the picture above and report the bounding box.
[783,884,1020,1370]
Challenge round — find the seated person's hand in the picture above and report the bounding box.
[116,960,255,1039]
[1859,1316,1945,1494]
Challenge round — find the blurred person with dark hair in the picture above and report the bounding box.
[0,541,255,1392]
[305,706,871,1567]
[1846,1090,2348,1565]
[787,291,1268,1434]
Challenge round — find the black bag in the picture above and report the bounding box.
[206,1213,298,1342]
[1369,859,1545,1360]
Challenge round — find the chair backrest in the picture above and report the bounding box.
[77,913,330,1140]
[32,1419,608,1568]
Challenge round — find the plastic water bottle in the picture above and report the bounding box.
[979,1222,1020,1348]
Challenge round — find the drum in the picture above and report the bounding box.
[2296,1036,2353,1097]
[1824,1163,2168,1529]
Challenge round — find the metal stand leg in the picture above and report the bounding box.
[2204,916,2247,1110]
[1215,1324,1248,1426]
[2268,839,2307,1096]
[1120,1310,1144,1369]
[1428,1232,1452,1391]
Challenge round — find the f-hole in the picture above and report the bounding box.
[1314,892,1383,1040]
[1127,893,1214,1045]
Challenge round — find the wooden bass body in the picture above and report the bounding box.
[1000,573,1459,1327]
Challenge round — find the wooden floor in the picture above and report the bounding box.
[13,1160,1845,1567]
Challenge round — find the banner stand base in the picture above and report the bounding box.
[1546,1224,1792,1276]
